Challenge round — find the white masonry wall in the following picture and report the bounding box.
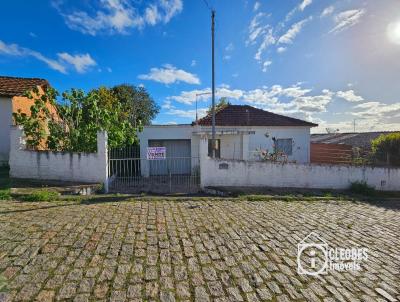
[199,139,400,191]
[9,127,108,184]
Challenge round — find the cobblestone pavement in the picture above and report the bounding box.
[0,198,399,301]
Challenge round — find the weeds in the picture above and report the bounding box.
[349,181,376,196]
[20,190,60,202]
[0,189,11,201]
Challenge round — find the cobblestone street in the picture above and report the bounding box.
[0,198,399,301]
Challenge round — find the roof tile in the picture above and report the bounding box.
[195,104,317,127]
[0,76,49,97]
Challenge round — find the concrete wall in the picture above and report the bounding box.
[9,127,108,185]
[0,97,12,164]
[200,139,400,191]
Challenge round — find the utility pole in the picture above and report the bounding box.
[211,9,216,158]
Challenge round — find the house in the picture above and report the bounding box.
[0,76,50,165]
[310,131,400,164]
[138,104,317,176]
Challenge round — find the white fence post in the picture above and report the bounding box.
[199,136,209,189]
[97,131,109,193]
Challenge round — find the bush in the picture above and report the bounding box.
[0,189,11,200]
[371,132,400,166]
[349,181,376,196]
[21,190,59,202]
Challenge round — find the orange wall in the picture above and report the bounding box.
[11,86,58,150]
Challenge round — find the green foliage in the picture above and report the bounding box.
[20,190,59,202]
[0,274,8,292]
[13,86,142,152]
[0,189,11,201]
[371,132,400,166]
[111,84,159,126]
[12,87,58,149]
[349,181,376,196]
[207,97,230,115]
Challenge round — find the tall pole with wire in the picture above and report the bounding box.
[211,9,216,158]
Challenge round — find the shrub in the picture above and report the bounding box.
[371,132,400,166]
[21,190,59,202]
[349,181,376,196]
[0,189,11,201]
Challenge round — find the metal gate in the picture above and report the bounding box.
[107,145,200,193]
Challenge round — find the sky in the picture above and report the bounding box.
[1,0,400,133]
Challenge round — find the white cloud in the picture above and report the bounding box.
[166,108,208,119]
[191,60,196,67]
[262,60,272,72]
[299,0,312,11]
[329,9,365,34]
[0,40,98,74]
[255,27,275,61]
[223,55,231,61]
[0,40,67,73]
[278,16,312,44]
[107,67,112,72]
[57,53,96,73]
[138,64,200,85]
[321,5,334,18]
[55,0,183,36]
[247,12,268,45]
[225,43,234,52]
[337,90,364,102]
[277,47,287,53]
[253,1,261,12]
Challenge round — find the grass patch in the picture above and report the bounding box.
[0,189,11,201]
[20,190,60,202]
[0,274,8,292]
[349,181,376,196]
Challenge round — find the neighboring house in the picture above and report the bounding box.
[0,76,50,164]
[138,105,317,175]
[310,131,400,164]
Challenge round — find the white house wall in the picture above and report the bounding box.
[249,127,310,163]
[0,97,12,164]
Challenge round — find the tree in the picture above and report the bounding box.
[13,87,139,152]
[207,97,230,115]
[112,84,159,127]
[371,132,400,166]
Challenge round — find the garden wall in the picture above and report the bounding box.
[199,138,400,191]
[9,127,108,185]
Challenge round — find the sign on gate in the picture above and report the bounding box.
[147,147,166,160]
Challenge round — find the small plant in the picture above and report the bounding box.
[0,189,11,201]
[349,181,376,196]
[21,190,59,202]
[0,274,8,292]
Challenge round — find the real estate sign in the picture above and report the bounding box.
[147,147,166,160]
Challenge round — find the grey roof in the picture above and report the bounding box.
[311,131,400,149]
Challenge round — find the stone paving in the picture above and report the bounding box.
[0,198,399,301]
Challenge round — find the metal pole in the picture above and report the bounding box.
[211,9,216,158]
[195,94,198,124]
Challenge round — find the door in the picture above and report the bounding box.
[148,139,191,175]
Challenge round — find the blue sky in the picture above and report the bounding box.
[1,0,400,133]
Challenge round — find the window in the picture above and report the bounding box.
[275,138,293,156]
[208,139,221,158]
